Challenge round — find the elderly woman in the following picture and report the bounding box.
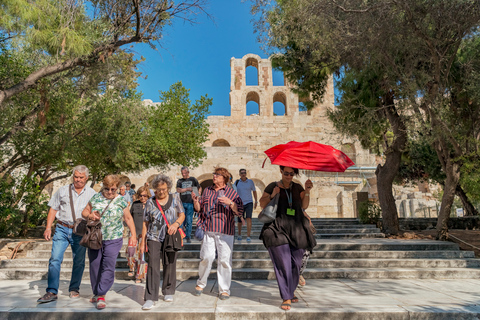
[259,166,315,311]
[140,174,185,310]
[81,174,137,309]
[126,186,150,283]
[192,167,244,300]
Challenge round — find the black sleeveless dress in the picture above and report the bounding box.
[259,182,316,252]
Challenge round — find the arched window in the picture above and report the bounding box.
[341,143,356,163]
[273,92,287,116]
[246,58,259,86]
[246,91,260,116]
[212,139,231,147]
[272,69,285,86]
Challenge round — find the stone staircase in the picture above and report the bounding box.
[2,218,480,281]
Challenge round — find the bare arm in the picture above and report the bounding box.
[43,208,58,241]
[123,207,137,246]
[301,179,313,210]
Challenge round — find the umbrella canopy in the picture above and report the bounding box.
[263,141,355,172]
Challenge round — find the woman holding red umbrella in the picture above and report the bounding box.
[259,166,316,311]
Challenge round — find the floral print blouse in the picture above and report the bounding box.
[89,193,127,241]
[144,193,184,243]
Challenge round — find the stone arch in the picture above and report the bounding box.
[250,178,266,194]
[118,175,131,186]
[341,143,357,163]
[246,91,261,116]
[146,174,157,186]
[273,91,287,116]
[200,179,213,193]
[212,139,231,147]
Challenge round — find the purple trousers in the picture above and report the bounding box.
[88,238,123,296]
[267,243,304,300]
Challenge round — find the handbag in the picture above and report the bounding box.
[156,198,184,251]
[80,197,114,250]
[258,192,279,224]
[67,185,87,236]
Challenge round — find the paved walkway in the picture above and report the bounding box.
[2,278,480,319]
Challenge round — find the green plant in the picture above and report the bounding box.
[358,201,381,224]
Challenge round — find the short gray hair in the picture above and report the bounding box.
[151,174,172,190]
[181,166,189,173]
[72,165,89,178]
[125,181,131,186]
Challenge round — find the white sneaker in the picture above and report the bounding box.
[164,295,174,302]
[142,300,155,310]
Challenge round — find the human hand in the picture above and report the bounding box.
[272,185,281,197]
[44,228,52,241]
[129,236,137,247]
[167,224,178,235]
[90,211,101,221]
[305,179,313,191]
[218,196,231,207]
[192,193,199,202]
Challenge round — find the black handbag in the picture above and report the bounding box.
[156,197,184,251]
[80,198,113,250]
[258,188,279,224]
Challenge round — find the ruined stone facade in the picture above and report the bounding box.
[51,54,440,218]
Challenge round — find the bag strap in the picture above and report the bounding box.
[68,184,76,222]
[155,198,170,227]
[98,197,114,217]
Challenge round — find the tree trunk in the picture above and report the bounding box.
[435,159,461,240]
[456,185,478,216]
[376,92,407,235]
[376,159,400,235]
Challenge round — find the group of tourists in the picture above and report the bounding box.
[36,163,315,311]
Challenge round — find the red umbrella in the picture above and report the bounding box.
[263,141,355,172]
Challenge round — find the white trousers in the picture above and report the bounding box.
[196,232,234,295]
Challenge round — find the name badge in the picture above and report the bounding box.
[286,208,295,216]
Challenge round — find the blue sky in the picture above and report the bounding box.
[133,0,285,116]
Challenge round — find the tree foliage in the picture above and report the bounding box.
[252,0,480,238]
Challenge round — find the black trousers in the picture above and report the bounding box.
[145,239,178,301]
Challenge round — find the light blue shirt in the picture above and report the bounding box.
[48,184,96,224]
[235,178,256,205]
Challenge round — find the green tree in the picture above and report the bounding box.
[252,0,480,239]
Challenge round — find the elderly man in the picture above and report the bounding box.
[119,184,131,207]
[37,165,96,303]
[176,166,201,243]
[234,169,258,242]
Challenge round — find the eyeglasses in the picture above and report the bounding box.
[139,194,149,198]
[104,188,117,192]
[282,171,295,176]
[156,188,168,192]
[213,173,221,177]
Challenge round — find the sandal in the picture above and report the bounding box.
[128,271,134,277]
[69,291,80,299]
[280,300,291,311]
[89,295,98,303]
[96,297,106,309]
[291,296,299,303]
[135,279,142,284]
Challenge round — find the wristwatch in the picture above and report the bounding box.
[230,201,234,206]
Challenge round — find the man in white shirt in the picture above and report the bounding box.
[234,169,257,242]
[37,165,96,303]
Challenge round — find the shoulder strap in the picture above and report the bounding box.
[99,196,114,217]
[155,198,170,227]
[235,179,239,187]
[68,184,76,222]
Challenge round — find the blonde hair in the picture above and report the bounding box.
[103,175,121,188]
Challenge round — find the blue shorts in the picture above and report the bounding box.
[237,202,253,222]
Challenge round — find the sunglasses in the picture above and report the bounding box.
[213,173,222,177]
[240,172,246,174]
[282,171,295,176]
[104,188,117,192]
[139,194,149,198]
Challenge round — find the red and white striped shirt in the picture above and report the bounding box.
[197,185,244,236]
